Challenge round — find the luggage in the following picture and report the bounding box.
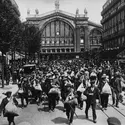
[65,97,78,105]
[102,82,111,95]
[34,84,42,91]
[64,92,78,105]
[4,99,19,117]
[80,93,87,101]
[77,83,85,93]
[18,89,24,94]
[49,88,60,94]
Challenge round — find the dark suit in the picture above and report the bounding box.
[113,76,122,106]
[84,86,99,121]
[0,97,9,116]
[64,89,77,124]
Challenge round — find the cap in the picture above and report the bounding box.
[101,74,107,78]
[23,78,27,81]
[51,84,59,88]
[65,82,73,87]
[107,117,121,125]
[115,72,121,77]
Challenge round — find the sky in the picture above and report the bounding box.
[15,0,107,24]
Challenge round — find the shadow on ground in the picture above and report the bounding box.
[38,107,49,112]
[52,117,68,124]
[74,115,93,122]
[56,105,64,111]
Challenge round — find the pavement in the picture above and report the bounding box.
[0,85,125,125]
[0,84,18,103]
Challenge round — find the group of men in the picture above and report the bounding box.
[15,59,124,125]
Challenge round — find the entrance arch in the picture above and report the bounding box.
[40,18,75,47]
[89,28,102,45]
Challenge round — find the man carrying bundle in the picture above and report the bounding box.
[64,82,77,125]
[48,83,60,112]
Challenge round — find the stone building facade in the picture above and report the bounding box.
[26,1,102,60]
[101,0,125,59]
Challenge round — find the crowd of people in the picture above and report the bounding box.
[0,58,124,125]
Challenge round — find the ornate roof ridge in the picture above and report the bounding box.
[88,20,102,27]
[27,9,76,18]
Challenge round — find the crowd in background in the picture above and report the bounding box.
[0,58,124,125]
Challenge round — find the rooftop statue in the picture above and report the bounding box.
[84,8,88,17]
[55,0,60,10]
[27,9,30,15]
[35,9,39,15]
[76,8,79,17]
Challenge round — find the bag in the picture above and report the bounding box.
[18,89,24,94]
[4,99,19,117]
[64,92,78,105]
[49,88,59,94]
[77,83,85,93]
[101,82,111,95]
[34,84,42,91]
[65,98,78,105]
[80,93,87,101]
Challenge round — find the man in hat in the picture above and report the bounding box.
[107,117,121,125]
[48,83,60,112]
[64,82,77,125]
[98,74,111,110]
[111,72,122,108]
[84,77,100,123]
[0,91,17,125]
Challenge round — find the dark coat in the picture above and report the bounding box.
[98,80,106,92]
[0,97,18,117]
[113,77,122,93]
[84,87,99,104]
[0,97,9,115]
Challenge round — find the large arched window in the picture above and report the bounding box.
[41,19,74,46]
[89,29,102,45]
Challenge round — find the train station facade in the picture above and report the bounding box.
[26,2,102,60]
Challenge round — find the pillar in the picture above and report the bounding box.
[84,26,90,51]
[75,26,80,52]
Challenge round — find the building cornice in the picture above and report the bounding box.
[101,0,119,16]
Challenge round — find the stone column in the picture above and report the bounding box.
[84,26,90,51]
[75,26,80,52]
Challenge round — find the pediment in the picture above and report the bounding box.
[26,10,75,21]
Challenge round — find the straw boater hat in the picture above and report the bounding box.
[51,84,59,88]
[65,81,73,87]
[101,74,107,79]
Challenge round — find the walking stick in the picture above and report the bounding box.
[68,103,78,118]
[63,100,78,118]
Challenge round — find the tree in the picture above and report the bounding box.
[22,24,41,63]
[0,1,21,87]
